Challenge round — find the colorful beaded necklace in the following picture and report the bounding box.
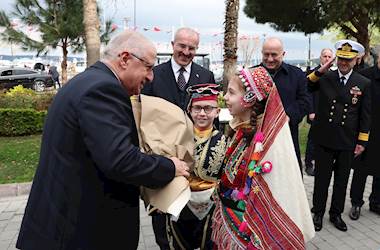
[220,127,273,239]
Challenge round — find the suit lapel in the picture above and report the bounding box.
[345,72,357,90]
[162,60,177,86]
[188,63,201,87]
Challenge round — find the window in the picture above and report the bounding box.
[1,70,13,76]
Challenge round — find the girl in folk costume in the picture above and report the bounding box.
[211,67,315,249]
[166,84,227,250]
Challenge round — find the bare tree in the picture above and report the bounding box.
[238,35,260,67]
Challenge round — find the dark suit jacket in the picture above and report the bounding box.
[352,65,380,176]
[142,60,215,110]
[16,61,175,250]
[308,69,371,150]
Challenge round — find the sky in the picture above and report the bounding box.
[0,0,336,61]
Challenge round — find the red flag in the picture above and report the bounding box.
[153,27,161,32]
[111,23,118,31]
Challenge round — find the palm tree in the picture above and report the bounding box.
[223,0,239,92]
[83,0,101,67]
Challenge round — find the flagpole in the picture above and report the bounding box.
[133,0,136,28]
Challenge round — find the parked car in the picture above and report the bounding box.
[75,61,86,73]
[0,67,54,92]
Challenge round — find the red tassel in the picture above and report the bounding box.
[237,190,245,200]
[239,221,248,232]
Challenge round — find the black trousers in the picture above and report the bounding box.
[152,206,214,250]
[289,123,303,174]
[312,144,353,216]
[304,128,315,167]
[350,168,380,207]
[152,213,170,250]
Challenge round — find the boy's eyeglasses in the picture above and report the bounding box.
[191,105,217,114]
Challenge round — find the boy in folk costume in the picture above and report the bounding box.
[166,84,227,249]
[211,66,315,249]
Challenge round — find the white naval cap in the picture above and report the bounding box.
[335,39,365,59]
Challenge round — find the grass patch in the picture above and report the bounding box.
[0,134,41,184]
[299,121,310,157]
[0,123,311,184]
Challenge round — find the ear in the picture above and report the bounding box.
[215,108,221,117]
[119,51,130,68]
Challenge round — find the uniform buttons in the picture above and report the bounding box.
[344,109,347,112]
[329,118,332,122]
[333,100,336,103]
[343,115,346,119]
[330,112,334,116]
[345,103,349,107]
[341,122,345,125]
[331,106,335,110]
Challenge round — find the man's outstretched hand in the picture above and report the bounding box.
[170,157,190,177]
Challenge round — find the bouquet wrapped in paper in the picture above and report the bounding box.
[131,94,194,217]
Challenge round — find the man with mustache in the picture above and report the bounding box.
[142,27,215,110]
[142,27,215,249]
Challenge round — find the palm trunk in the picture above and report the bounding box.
[223,0,239,93]
[83,0,101,67]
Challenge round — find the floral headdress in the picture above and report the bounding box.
[238,66,274,104]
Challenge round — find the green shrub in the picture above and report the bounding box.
[217,92,226,108]
[0,108,47,136]
[0,85,55,111]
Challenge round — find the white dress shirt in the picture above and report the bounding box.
[338,69,353,85]
[171,57,192,83]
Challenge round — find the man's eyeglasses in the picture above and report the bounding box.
[191,105,218,114]
[129,52,155,71]
[175,43,198,52]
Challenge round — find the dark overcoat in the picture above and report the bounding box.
[352,65,380,176]
[16,61,175,250]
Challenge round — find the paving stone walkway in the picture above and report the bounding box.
[1,171,379,250]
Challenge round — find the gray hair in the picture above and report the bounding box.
[102,30,154,60]
[320,48,334,56]
[173,27,199,43]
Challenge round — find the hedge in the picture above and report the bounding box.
[0,108,47,136]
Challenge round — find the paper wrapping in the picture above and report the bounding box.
[131,94,194,217]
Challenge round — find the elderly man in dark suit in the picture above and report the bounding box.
[258,37,311,174]
[142,27,215,249]
[308,40,371,232]
[16,30,190,250]
[349,50,380,220]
